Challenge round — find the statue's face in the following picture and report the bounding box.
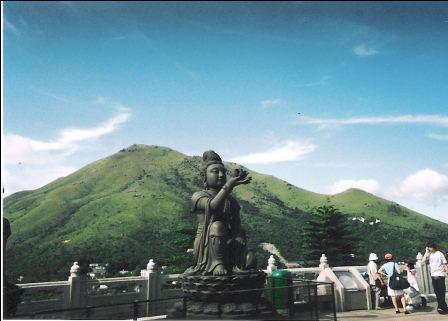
[206,163,227,189]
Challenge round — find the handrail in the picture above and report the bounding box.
[13,281,336,319]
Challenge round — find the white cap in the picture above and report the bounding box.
[369,253,379,261]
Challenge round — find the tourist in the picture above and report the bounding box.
[377,253,409,314]
[403,262,423,311]
[405,262,419,291]
[422,242,448,314]
[367,253,382,309]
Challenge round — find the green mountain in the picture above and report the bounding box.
[4,144,447,282]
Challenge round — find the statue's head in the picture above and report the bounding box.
[201,150,227,189]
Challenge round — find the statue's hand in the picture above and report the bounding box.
[227,169,252,188]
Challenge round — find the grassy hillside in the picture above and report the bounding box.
[4,144,447,282]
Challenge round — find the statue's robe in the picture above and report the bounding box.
[184,190,246,275]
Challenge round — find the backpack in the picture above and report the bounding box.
[388,262,410,290]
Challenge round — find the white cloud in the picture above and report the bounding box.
[3,107,132,195]
[7,107,131,155]
[393,169,448,205]
[230,140,316,165]
[353,45,378,57]
[261,99,285,109]
[296,114,448,129]
[294,75,332,88]
[330,179,380,194]
[426,132,448,141]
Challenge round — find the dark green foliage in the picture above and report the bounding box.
[3,144,448,282]
[303,205,359,266]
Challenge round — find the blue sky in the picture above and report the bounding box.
[3,2,448,223]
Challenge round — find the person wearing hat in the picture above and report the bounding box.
[422,242,448,314]
[377,253,409,314]
[367,253,382,309]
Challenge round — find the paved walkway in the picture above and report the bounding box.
[139,301,448,320]
[335,301,447,321]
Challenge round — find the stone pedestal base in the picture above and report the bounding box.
[169,271,275,319]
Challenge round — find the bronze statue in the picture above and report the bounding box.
[175,152,271,318]
[184,150,255,276]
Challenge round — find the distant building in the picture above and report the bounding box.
[89,263,107,279]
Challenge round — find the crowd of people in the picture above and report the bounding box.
[366,242,448,315]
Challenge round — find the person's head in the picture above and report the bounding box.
[407,262,415,270]
[384,253,393,261]
[369,253,379,262]
[201,150,226,189]
[427,242,437,253]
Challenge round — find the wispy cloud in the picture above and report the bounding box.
[426,132,448,141]
[392,169,448,206]
[4,18,20,36]
[38,90,72,103]
[261,99,285,109]
[37,107,131,152]
[173,62,200,81]
[294,75,332,88]
[4,106,131,162]
[353,45,378,57]
[186,20,307,46]
[3,106,132,195]
[296,114,448,129]
[230,140,316,165]
[117,27,200,82]
[330,179,380,195]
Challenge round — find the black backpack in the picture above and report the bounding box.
[388,262,410,290]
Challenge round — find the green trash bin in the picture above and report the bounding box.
[269,269,294,316]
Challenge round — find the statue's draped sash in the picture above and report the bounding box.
[185,190,243,275]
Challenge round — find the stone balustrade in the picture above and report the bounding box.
[15,259,182,319]
[12,252,447,318]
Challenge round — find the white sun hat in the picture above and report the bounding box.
[369,253,379,261]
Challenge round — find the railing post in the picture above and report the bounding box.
[319,254,329,270]
[331,283,337,321]
[307,281,313,320]
[86,305,92,319]
[415,252,433,294]
[267,255,277,274]
[68,261,87,319]
[133,301,139,320]
[145,259,160,316]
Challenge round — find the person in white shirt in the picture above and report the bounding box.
[367,253,382,309]
[422,242,448,314]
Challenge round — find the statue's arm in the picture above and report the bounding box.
[193,170,251,211]
[193,188,232,211]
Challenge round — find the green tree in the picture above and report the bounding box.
[303,205,359,266]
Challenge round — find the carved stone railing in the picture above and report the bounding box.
[13,252,446,318]
[15,260,182,319]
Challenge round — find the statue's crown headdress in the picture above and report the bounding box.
[202,150,223,169]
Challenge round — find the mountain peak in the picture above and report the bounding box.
[119,144,179,153]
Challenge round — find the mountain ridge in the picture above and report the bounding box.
[4,144,447,282]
